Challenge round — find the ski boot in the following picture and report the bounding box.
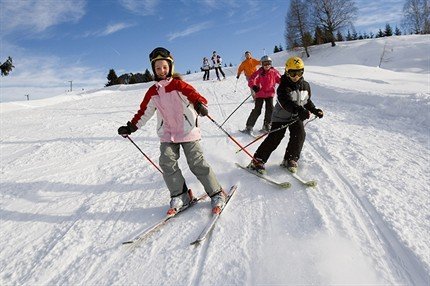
[262,123,271,132]
[167,189,194,215]
[247,158,266,174]
[240,126,253,135]
[210,189,227,214]
[281,159,298,173]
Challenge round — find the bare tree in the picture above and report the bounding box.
[285,0,313,57]
[402,0,430,34]
[311,0,358,46]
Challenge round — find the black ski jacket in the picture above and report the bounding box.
[272,75,317,122]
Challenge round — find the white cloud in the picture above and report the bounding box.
[0,0,86,35]
[118,0,159,15]
[354,0,404,31]
[167,21,212,41]
[0,49,106,102]
[80,22,135,38]
[103,22,135,35]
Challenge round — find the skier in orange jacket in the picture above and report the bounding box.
[236,51,260,99]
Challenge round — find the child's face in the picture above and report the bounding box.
[287,70,304,82]
[154,60,170,79]
[289,74,301,82]
[262,61,271,70]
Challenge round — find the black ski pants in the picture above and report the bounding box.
[254,120,306,163]
[203,70,210,80]
[214,67,225,79]
[246,98,273,128]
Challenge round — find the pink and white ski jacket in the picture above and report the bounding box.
[248,67,281,99]
[130,77,208,143]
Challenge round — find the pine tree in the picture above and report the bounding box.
[106,69,119,86]
[346,30,353,41]
[336,30,344,41]
[313,26,326,44]
[351,29,358,40]
[129,74,137,84]
[384,23,393,36]
[0,56,15,76]
[394,26,402,35]
[142,69,153,82]
[274,45,280,53]
[376,28,384,38]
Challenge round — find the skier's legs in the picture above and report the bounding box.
[182,141,222,197]
[159,142,187,197]
[284,120,306,161]
[245,98,264,128]
[214,67,220,79]
[254,122,288,162]
[219,67,226,77]
[263,98,274,125]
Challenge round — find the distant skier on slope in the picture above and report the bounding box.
[247,56,324,174]
[236,51,261,100]
[211,51,226,81]
[242,55,281,134]
[202,57,211,81]
[118,47,226,214]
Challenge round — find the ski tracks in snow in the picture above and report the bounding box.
[305,139,429,285]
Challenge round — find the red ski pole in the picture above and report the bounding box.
[206,114,255,160]
[236,118,298,153]
[125,135,163,174]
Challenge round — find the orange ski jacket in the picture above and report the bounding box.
[237,58,261,78]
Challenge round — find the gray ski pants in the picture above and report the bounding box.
[159,141,221,198]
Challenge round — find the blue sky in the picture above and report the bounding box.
[0,0,404,102]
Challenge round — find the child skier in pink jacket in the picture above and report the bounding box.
[118,47,226,215]
[242,56,281,133]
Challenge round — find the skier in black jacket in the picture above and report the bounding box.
[248,57,324,173]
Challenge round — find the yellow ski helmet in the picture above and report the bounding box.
[285,57,304,71]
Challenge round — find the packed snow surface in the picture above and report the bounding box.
[1,35,429,285]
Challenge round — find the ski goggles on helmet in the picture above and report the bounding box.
[149,47,173,63]
[287,69,304,77]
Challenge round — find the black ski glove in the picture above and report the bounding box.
[297,107,310,121]
[195,101,208,116]
[252,85,260,92]
[236,75,240,79]
[313,108,324,118]
[118,121,138,137]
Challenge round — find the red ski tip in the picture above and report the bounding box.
[212,206,221,214]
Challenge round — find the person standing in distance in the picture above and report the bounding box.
[211,51,226,80]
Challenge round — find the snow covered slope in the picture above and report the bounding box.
[1,35,429,285]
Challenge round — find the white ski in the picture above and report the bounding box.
[281,166,317,187]
[190,185,238,245]
[236,163,291,188]
[123,194,207,247]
